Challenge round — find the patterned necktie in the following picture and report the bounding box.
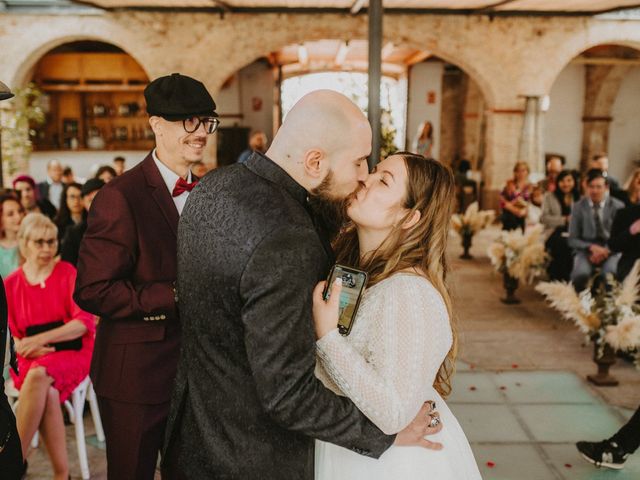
[172,177,198,197]
[593,202,606,242]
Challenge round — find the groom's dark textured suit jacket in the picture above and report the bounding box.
[163,152,394,479]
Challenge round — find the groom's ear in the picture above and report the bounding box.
[302,148,326,179]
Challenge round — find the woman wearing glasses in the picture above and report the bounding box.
[4,213,95,480]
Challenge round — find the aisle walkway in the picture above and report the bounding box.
[450,362,639,479]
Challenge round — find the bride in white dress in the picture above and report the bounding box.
[312,153,481,479]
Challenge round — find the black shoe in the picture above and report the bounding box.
[576,439,630,470]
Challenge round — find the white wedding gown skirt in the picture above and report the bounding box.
[315,390,482,480]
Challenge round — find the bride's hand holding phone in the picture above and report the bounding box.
[312,278,343,339]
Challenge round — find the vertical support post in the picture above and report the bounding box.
[517,96,544,182]
[368,0,383,169]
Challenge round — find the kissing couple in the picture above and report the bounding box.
[162,90,481,480]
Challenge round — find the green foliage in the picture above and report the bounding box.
[380,108,398,159]
[0,83,45,177]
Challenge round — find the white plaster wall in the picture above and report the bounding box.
[216,73,243,125]
[406,62,444,160]
[543,63,585,169]
[30,150,144,182]
[609,66,640,183]
[239,61,275,141]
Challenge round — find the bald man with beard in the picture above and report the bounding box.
[162,90,440,479]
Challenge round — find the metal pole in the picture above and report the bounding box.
[368,0,383,169]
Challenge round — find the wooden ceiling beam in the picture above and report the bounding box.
[404,50,431,65]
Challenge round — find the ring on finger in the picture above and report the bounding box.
[428,412,441,429]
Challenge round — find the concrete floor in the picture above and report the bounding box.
[23,226,640,479]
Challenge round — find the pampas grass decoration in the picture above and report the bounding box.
[488,225,547,283]
[604,315,640,351]
[616,260,640,308]
[451,202,495,235]
[535,281,599,333]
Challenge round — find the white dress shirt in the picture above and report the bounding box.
[48,178,63,210]
[152,149,193,215]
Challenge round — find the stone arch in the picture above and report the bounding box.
[538,26,640,96]
[205,14,497,110]
[11,34,153,88]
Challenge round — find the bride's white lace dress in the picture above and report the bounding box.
[314,273,481,479]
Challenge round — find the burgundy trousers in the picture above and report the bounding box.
[97,396,169,480]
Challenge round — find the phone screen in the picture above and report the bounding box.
[324,265,368,336]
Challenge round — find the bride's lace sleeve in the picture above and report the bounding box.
[316,275,452,435]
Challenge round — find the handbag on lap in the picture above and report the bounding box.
[25,321,82,351]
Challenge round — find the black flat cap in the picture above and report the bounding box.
[0,81,14,101]
[144,73,217,120]
[81,178,105,197]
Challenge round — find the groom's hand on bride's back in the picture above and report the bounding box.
[394,401,444,450]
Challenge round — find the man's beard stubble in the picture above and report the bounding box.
[308,170,356,241]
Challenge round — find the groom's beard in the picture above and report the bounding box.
[308,170,350,241]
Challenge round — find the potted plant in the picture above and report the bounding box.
[0,83,45,182]
[536,261,640,386]
[487,225,548,304]
[451,201,495,259]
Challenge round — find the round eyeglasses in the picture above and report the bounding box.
[183,117,220,135]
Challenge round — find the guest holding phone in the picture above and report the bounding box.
[4,213,95,480]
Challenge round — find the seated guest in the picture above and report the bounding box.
[609,202,640,282]
[54,182,85,242]
[568,169,625,292]
[94,165,117,184]
[591,153,624,202]
[539,155,564,193]
[541,170,580,281]
[5,213,95,479]
[12,175,56,219]
[0,194,25,279]
[620,168,640,207]
[500,161,531,231]
[60,179,104,266]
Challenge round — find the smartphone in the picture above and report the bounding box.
[323,264,368,336]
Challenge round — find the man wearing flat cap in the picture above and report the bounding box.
[75,73,219,480]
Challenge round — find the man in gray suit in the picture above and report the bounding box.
[163,90,440,479]
[568,169,625,292]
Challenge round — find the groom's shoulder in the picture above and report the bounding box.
[201,164,308,217]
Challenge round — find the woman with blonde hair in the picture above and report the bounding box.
[312,153,480,479]
[4,213,95,479]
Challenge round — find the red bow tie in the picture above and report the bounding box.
[172,177,198,197]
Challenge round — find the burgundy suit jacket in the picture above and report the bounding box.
[74,153,182,404]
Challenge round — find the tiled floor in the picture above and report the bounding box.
[450,362,640,480]
[22,226,640,478]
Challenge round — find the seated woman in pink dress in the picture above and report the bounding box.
[5,213,95,480]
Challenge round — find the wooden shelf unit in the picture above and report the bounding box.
[32,53,153,151]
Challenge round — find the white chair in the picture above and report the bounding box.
[5,376,105,480]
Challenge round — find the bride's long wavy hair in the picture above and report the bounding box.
[333,153,457,397]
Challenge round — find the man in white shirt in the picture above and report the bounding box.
[74,73,219,480]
